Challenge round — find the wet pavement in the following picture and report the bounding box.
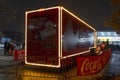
[0,50,120,80]
[107,51,120,76]
[98,50,120,80]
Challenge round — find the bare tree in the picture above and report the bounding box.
[105,0,120,33]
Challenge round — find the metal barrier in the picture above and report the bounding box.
[15,56,105,80]
[0,55,18,80]
[0,55,106,80]
[16,56,77,80]
[0,51,115,80]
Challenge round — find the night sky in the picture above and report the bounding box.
[1,0,114,33]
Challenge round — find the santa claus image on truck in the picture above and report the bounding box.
[35,20,56,40]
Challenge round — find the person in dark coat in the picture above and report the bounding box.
[4,42,10,55]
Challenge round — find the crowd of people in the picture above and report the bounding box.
[4,41,24,55]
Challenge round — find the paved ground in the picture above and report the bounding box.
[0,50,120,80]
[98,50,120,80]
[107,51,120,76]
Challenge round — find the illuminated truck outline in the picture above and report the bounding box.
[25,6,97,68]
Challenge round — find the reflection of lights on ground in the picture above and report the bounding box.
[17,65,100,80]
[17,66,61,80]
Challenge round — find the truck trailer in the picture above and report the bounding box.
[25,6,97,68]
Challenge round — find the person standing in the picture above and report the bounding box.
[10,42,15,55]
[4,42,10,55]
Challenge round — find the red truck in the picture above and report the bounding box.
[25,6,97,68]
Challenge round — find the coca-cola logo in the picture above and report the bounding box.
[81,58,102,75]
[77,49,111,76]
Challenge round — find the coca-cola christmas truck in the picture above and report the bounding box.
[25,6,97,68]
